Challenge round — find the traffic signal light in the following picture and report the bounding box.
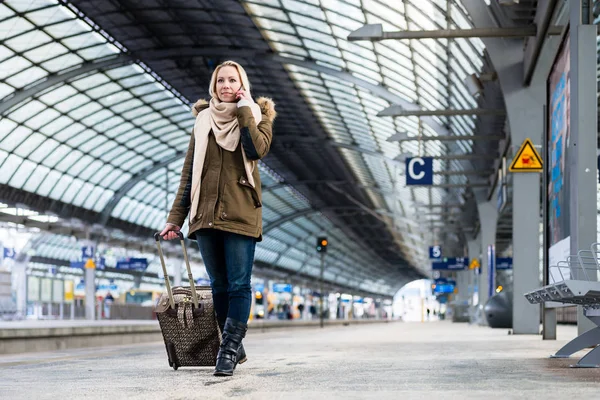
[316,237,328,253]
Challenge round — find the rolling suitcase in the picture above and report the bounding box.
[153,232,221,370]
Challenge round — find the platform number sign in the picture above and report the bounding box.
[406,157,433,186]
[3,248,15,259]
[81,245,94,260]
[429,246,442,260]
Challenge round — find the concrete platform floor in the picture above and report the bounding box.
[1,321,599,399]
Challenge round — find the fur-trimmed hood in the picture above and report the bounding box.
[191,97,277,122]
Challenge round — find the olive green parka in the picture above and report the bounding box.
[166,97,276,241]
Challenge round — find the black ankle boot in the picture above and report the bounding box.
[219,322,247,367]
[214,318,247,376]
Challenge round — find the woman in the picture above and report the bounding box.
[159,60,276,376]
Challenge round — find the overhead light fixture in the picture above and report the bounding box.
[386,132,409,142]
[498,0,519,5]
[464,74,484,97]
[464,73,497,97]
[393,153,413,161]
[348,24,383,41]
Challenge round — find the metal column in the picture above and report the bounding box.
[319,252,324,328]
[467,237,481,313]
[569,0,598,335]
[13,260,27,318]
[477,201,498,325]
[84,266,95,320]
[462,0,545,335]
[512,171,542,334]
[84,229,95,321]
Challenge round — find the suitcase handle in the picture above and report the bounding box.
[154,232,199,310]
[164,302,205,318]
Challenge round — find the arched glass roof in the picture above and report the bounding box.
[0,0,494,295]
[242,0,486,267]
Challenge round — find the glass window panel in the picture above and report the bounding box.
[5,66,47,88]
[96,116,125,133]
[111,197,129,218]
[81,108,113,126]
[111,99,143,114]
[5,29,53,51]
[130,83,159,97]
[26,5,72,26]
[71,181,96,207]
[143,119,169,132]
[65,130,94,148]
[41,52,84,73]
[54,93,91,113]
[26,107,62,131]
[0,118,18,140]
[86,82,121,100]
[71,73,110,91]
[0,17,34,42]
[82,185,104,209]
[51,121,85,142]
[77,43,119,60]
[37,115,71,137]
[0,44,13,62]
[29,138,59,163]
[79,135,108,155]
[0,154,23,184]
[0,125,30,152]
[23,163,49,193]
[120,155,145,171]
[110,172,132,190]
[60,177,84,204]
[67,154,94,177]
[9,158,36,187]
[54,149,84,173]
[246,4,288,21]
[94,189,114,212]
[37,84,77,105]
[132,112,160,127]
[0,56,32,80]
[88,163,114,185]
[42,144,71,168]
[61,30,105,50]
[0,82,13,99]
[68,101,102,121]
[0,4,12,21]
[13,132,45,158]
[99,90,133,107]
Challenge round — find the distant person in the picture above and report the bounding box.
[104,292,114,319]
[160,60,276,377]
[426,308,431,321]
[297,303,304,319]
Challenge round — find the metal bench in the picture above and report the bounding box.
[524,243,600,368]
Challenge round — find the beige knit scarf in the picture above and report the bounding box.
[189,97,262,222]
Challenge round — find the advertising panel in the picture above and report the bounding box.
[546,32,571,283]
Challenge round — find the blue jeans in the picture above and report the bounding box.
[196,230,256,324]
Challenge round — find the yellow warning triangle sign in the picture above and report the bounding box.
[84,258,96,269]
[509,138,543,172]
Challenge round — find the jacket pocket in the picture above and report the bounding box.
[220,179,259,226]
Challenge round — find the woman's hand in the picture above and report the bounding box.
[159,223,181,240]
[236,88,253,103]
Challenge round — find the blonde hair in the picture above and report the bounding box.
[208,60,252,99]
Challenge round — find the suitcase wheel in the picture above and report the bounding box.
[168,361,173,367]
[172,364,179,371]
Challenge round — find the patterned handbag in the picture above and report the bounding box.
[153,232,221,369]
